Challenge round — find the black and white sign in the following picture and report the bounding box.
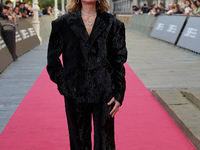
[177,17,200,53]
[150,15,187,44]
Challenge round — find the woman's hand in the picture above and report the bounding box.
[107,97,120,118]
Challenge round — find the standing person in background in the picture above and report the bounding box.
[184,0,192,16]
[0,4,11,20]
[191,0,200,15]
[132,5,138,14]
[46,0,127,149]
[148,4,157,15]
[191,0,198,7]
[5,0,16,24]
[142,3,148,13]
[155,3,165,17]
[19,2,29,18]
[13,6,22,19]
[174,3,183,14]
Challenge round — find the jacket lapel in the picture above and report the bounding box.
[69,9,110,46]
[90,11,110,46]
[69,9,89,43]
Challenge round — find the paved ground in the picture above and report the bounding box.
[126,30,200,90]
[0,42,48,133]
[0,29,200,148]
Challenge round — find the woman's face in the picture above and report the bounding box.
[197,1,200,6]
[186,1,190,7]
[15,7,19,13]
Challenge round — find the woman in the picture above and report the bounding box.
[166,3,176,15]
[47,0,127,149]
[13,6,22,19]
[184,0,192,16]
[192,0,200,15]
[174,3,183,14]
[148,4,157,15]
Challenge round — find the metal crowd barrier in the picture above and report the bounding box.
[127,14,158,36]
[0,15,55,73]
[127,14,200,54]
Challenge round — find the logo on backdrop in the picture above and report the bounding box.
[156,23,164,31]
[0,36,6,51]
[183,27,198,38]
[155,23,177,33]
[16,28,37,43]
[166,25,177,34]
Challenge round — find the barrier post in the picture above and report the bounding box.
[32,0,42,44]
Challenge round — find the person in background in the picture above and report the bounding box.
[135,7,143,15]
[191,0,200,15]
[155,3,165,17]
[27,4,34,17]
[38,7,42,17]
[142,3,148,13]
[131,5,138,14]
[191,0,198,8]
[5,0,13,12]
[13,6,22,19]
[184,0,192,16]
[148,4,157,15]
[19,2,29,18]
[5,0,16,23]
[16,2,20,7]
[174,3,183,14]
[0,4,11,20]
[165,3,176,14]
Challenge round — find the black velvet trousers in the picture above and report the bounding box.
[64,98,115,150]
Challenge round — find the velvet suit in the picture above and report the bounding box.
[47,9,127,150]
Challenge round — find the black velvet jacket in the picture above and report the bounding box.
[46,9,127,105]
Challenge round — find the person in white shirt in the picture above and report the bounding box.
[184,0,192,16]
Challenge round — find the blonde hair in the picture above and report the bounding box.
[66,0,110,13]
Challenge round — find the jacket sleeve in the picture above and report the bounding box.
[111,22,127,105]
[46,21,67,96]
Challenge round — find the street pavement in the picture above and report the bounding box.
[0,29,200,148]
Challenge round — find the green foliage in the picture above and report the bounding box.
[22,0,67,10]
[39,0,66,10]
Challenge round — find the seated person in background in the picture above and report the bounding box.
[13,6,22,19]
[191,0,200,15]
[155,3,165,17]
[131,5,138,14]
[174,3,183,14]
[148,4,157,15]
[184,0,192,16]
[142,3,148,13]
[0,4,12,21]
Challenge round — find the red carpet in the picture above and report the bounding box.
[0,63,196,150]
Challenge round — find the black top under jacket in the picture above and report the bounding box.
[46,8,127,105]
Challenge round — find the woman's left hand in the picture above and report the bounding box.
[107,97,121,118]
